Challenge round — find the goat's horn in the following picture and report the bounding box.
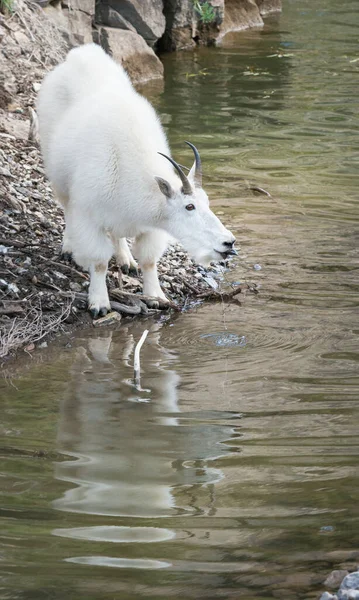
[185,140,202,188]
[158,152,192,195]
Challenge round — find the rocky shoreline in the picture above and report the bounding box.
[0,131,256,360]
[0,0,265,360]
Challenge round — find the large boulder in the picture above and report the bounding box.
[95,4,137,32]
[94,28,164,84]
[96,0,165,47]
[160,0,224,51]
[220,0,264,36]
[160,0,196,51]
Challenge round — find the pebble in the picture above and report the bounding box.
[7,282,19,294]
[69,282,82,292]
[24,343,35,352]
[0,166,13,177]
[253,263,262,271]
[203,275,218,290]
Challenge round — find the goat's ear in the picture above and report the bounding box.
[155,176,174,199]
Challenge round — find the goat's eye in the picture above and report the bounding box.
[186,203,195,211]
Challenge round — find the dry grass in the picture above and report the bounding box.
[0,297,73,359]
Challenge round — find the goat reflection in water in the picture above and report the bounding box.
[53,326,230,520]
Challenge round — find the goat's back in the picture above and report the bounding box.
[37,44,132,164]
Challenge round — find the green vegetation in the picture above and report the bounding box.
[193,0,216,25]
[0,0,15,14]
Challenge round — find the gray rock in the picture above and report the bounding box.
[44,0,94,44]
[320,594,337,600]
[161,0,224,51]
[95,27,164,84]
[95,5,136,32]
[61,0,95,15]
[63,7,93,43]
[220,0,263,39]
[98,0,165,46]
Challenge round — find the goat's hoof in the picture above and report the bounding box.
[89,306,109,319]
[120,264,129,275]
[129,265,139,276]
[90,307,99,319]
[147,299,160,309]
[61,251,73,263]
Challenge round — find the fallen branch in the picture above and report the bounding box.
[59,291,142,315]
[110,300,141,316]
[0,237,42,249]
[181,280,258,303]
[38,255,89,280]
[249,186,272,197]
[134,329,149,386]
[110,288,179,311]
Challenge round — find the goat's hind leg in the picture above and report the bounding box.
[70,214,113,318]
[111,236,138,275]
[61,223,73,263]
[55,194,73,263]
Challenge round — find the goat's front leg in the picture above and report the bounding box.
[88,262,111,318]
[134,231,169,302]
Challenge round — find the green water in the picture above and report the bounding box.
[1,1,359,598]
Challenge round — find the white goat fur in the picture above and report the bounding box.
[37,44,235,314]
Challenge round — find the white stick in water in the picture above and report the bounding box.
[134,329,149,383]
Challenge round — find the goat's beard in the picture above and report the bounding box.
[190,250,214,269]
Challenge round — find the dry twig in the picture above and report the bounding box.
[0,297,73,359]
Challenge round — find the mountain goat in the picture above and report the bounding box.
[37,44,236,317]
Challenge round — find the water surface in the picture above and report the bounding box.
[1,1,359,598]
